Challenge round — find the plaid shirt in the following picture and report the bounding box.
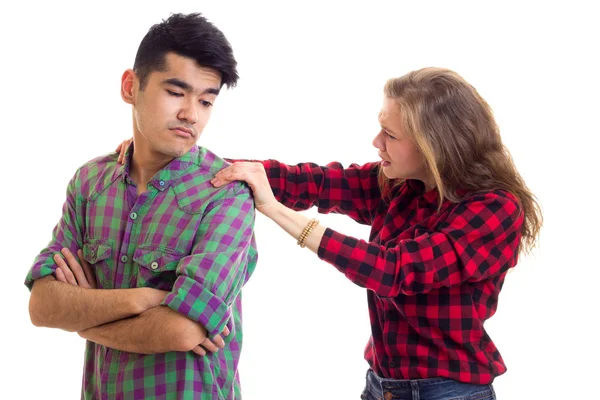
[25,145,258,399]
[261,159,522,385]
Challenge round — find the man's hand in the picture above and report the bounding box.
[54,248,97,289]
[115,138,133,165]
[193,326,231,356]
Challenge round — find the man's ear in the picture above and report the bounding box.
[121,69,137,105]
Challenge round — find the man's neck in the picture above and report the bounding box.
[129,150,173,195]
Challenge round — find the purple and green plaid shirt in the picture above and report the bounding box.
[25,144,258,399]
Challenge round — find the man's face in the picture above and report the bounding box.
[128,52,222,159]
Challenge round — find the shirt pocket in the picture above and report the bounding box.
[133,245,184,290]
[82,239,114,289]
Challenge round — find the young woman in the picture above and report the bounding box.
[119,67,542,399]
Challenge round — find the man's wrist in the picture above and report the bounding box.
[134,288,167,314]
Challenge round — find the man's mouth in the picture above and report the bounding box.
[170,127,194,138]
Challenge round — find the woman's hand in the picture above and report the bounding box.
[211,162,278,214]
[115,138,133,164]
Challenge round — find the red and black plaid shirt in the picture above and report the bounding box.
[261,159,523,384]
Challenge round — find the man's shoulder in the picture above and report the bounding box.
[191,146,248,193]
[172,147,252,212]
[200,147,250,196]
[192,146,229,174]
[78,152,119,172]
[70,152,120,200]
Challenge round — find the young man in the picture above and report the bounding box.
[25,13,257,399]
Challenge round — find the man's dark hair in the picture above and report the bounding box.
[133,13,239,90]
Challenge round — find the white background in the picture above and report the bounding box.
[1,1,598,399]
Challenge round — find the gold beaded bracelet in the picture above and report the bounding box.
[297,218,319,248]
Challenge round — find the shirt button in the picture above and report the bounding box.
[120,255,128,263]
[159,180,165,187]
[130,212,137,220]
[89,250,95,257]
[150,261,159,270]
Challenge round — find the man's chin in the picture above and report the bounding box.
[165,145,192,158]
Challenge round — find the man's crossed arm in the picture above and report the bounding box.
[30,247,227,356]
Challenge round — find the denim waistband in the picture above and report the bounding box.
[363,369,495,400]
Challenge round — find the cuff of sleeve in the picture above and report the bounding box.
[317,227,361,277]
[317,228,330,258]
[317,228,349,266]
[162,275,231,337]
[24,263,57,291]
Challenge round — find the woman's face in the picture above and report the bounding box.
[372,97,432,187]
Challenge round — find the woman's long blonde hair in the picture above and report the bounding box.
[380,67,542,254]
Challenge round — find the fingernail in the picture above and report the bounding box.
[61,248,69,255]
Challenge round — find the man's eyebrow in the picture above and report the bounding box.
[204,87,220,95]
[163,78,192,91]
[162,78,220,95]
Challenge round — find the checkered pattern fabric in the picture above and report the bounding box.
[261,159,522,385]
[26,145,257,399]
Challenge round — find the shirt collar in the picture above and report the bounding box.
[114,143,200,191]
[405,179,470,205]
[405,179,440,204]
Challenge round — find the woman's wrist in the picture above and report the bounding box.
[259,201,286,220]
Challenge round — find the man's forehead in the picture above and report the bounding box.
[154,54,222,89]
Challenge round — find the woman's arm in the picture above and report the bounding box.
[115,138,382,224]
[229,159,382,225]
[212,165,523,297]
[313,192,523,297]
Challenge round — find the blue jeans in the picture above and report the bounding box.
[360,369,496,400]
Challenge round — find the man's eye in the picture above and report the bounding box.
[166,90,183,97]
[200,100,213,107]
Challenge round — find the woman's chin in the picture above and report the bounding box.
[381,166,398,180]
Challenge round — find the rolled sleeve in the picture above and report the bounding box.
[163,275,232,336]
[25,174,84,290]
[163,183,257,337]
